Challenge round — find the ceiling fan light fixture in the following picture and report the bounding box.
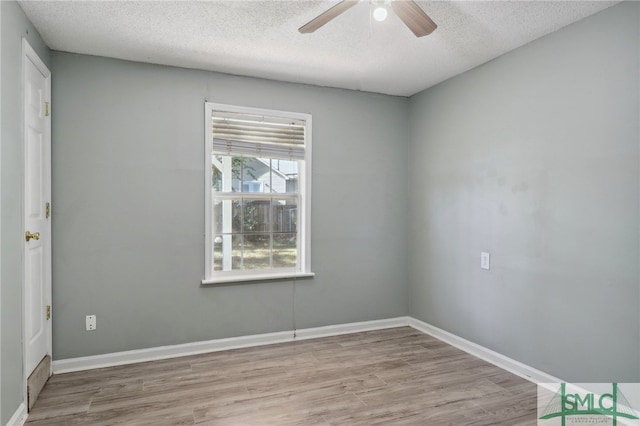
[373,6,388,22]
[298,0,437,37]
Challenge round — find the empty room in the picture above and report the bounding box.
[1,0,638,425]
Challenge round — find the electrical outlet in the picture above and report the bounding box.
[481,252,490,270]
[86,315,96,331]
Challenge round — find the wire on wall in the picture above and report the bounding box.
[292,276,297,339]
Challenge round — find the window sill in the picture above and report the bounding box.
[201,272,315,286]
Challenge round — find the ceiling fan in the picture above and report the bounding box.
[299,0,437,37]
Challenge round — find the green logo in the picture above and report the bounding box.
[539,383,639,425]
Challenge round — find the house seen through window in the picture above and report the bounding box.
[204,103,313,284]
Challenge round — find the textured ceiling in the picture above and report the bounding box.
[19,0,617,97]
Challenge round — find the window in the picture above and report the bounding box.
[203,103,314,284]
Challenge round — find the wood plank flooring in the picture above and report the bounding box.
[27,327,537,425]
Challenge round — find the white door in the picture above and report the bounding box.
[23,40,51,377]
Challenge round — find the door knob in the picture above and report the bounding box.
[25,231,40,242]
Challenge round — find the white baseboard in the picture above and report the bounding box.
[407,317,563,385]
[294,317,409,340]
[53,317,410,374]
[6,403,27,426]
[53,315,561,389]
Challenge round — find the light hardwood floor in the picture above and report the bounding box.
[27,327,537,425]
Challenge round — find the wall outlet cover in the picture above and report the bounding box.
[86,315,97,331]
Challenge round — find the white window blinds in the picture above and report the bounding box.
[212,110,306,160]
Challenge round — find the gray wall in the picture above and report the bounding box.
[0,1,50,423]
[51,52,409,359]
[408,2,639,382]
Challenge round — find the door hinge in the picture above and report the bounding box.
[46,305,51,320]
[44,102,49,117]
[45,202,50,219]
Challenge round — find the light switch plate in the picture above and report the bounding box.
[481,252,490,270]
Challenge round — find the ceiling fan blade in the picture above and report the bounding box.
[391,0,437,37]
[299,0,359,34]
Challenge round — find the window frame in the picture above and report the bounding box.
[202,102,314,285]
